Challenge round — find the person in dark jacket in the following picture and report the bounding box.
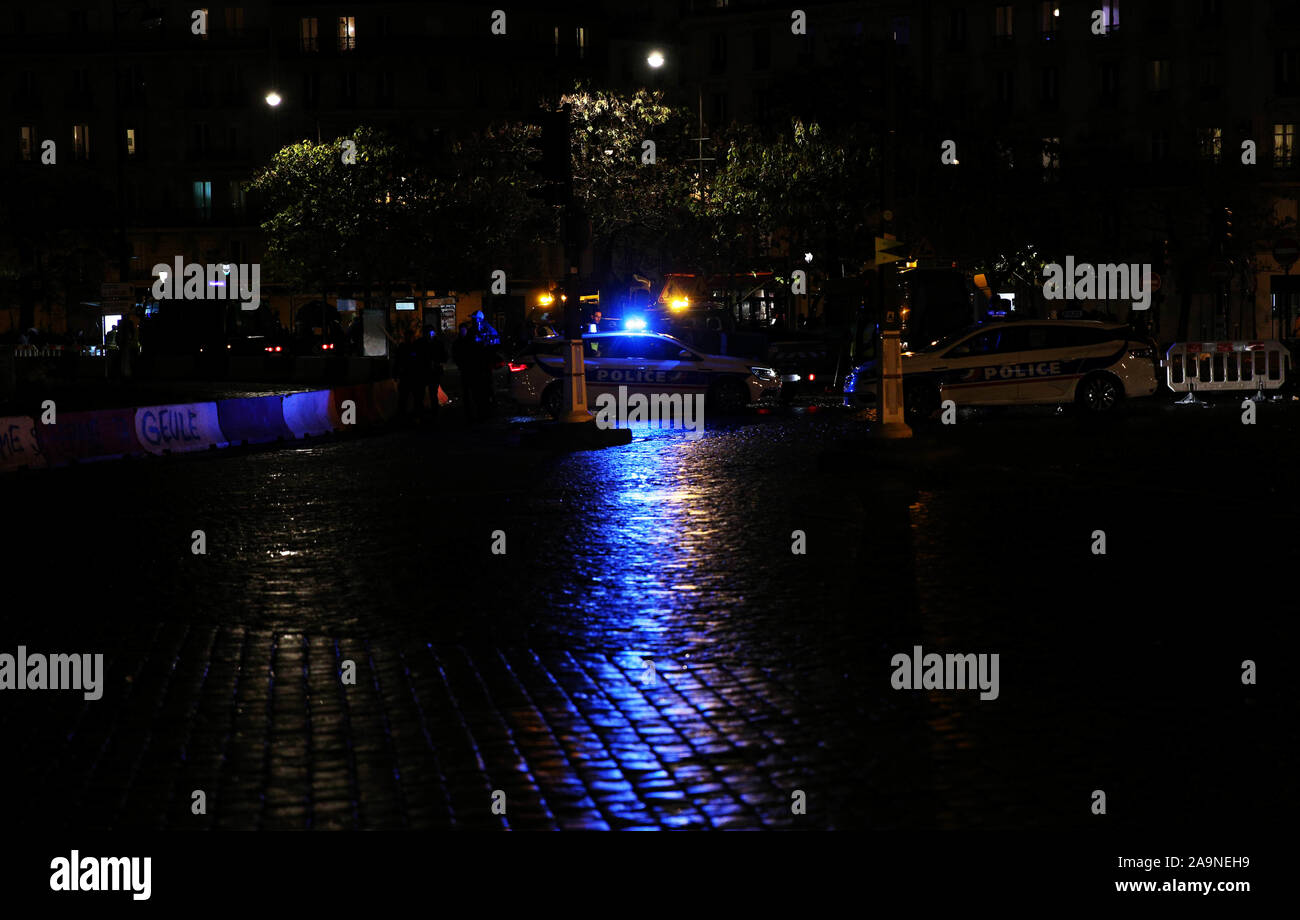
[451,322,480,423]
[423,327,447,426]
[395,323,427,424]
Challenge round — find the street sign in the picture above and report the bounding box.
[874,235,905,266]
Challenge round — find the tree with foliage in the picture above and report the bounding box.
[703,119,876,315]
[247,125,544,308]
[560,86,701,294]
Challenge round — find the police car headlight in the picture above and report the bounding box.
[750,366,777,381]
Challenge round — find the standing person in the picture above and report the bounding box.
[452,322,480,423]
[395,323,426,424]
[588,309,603,333]
[471,312,499,417]
[348,313,365,356]
[424,327,447,427]
[117,315,138,379]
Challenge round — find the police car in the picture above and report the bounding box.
[843,320,1160,416]
[508,331,780,416]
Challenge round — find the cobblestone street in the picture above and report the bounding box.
[3,404,1296,829]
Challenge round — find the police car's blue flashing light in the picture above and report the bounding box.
[624,317,647,331]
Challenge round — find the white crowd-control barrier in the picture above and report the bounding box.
[1165,341,1290,393]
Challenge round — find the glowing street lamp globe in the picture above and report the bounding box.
[646,51,665,69]
[265,91,282,107]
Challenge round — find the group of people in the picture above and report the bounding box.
[393,309,500,427]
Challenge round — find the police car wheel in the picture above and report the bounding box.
[708,379,749,414]
[542,382,563,418]
[1076,374,1121,412]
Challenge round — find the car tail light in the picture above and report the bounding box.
[508,361,529,373]
[808,372,816,382]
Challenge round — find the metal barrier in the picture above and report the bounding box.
[1165,341,1289,393]
[7,344,107,358]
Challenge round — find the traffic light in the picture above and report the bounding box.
[527,107,572,208]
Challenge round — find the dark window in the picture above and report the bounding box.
[996,70,1015,108]
[1039,66,1059,108]
[752,28,770,70]
[948,8,967,51]
[1277,49,1300,95]
[710,33,727,74]
[1098,61,1120,104]
[340,72,358,105]
[303,72,319,108]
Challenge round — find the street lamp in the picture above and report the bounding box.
[644,51,710,197]
[264,91,282,107]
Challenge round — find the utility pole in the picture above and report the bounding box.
[875,36,911,439]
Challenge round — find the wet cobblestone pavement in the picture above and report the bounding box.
[3,400,1297,829]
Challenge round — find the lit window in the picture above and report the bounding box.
[1040,2,1058,36]
[225,7,243,34]
[553,26,559,57]
[1148,59,1170,91]
[193,180,212,219]
[125,127,136,157]
[229,179,245,212]
[1101,1,1120,32]
[995,5,1014,41]
[300,17,318,52]
[1274,124,1296,167]
[1042,137,1061,179]
[19,126,34,161]
[337,16,356,51]
[1199,127,1222,163]
[73,124,90,160]
[576,26,585,59]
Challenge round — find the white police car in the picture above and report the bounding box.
[508,331,780,416]
[844,320,1159,415]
